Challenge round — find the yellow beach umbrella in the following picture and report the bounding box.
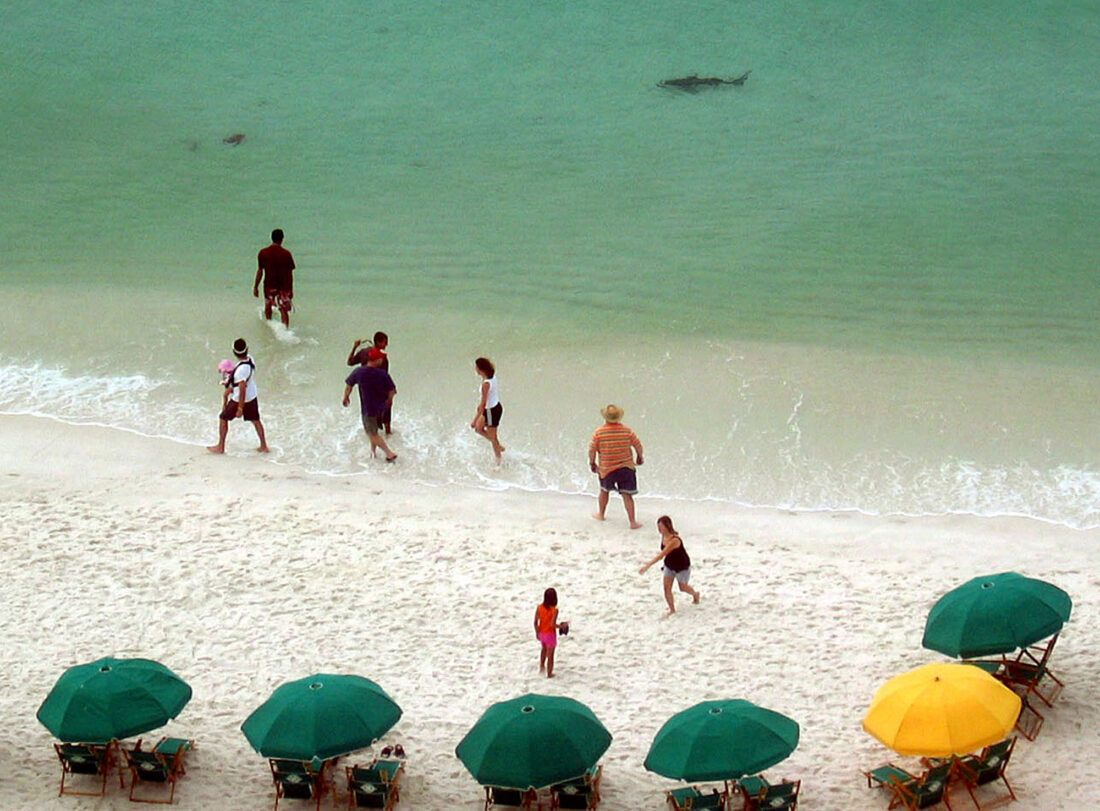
[862,663,1020,757]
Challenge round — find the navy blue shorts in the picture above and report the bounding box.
[599,467,637,495]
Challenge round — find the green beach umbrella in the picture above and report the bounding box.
[241,674,401,762]
[922,572,1072,659]
[37,657,192,743]
[455,694,612,790]
[644,699,800,782]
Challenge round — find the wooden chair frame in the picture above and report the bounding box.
[55,741,123,796]
[483,785,537,810]
[955,737,1018,810]
[743,778,800,811]
[980,633,1064,708]
[884,763,951,811]
[346,758,405,810]
[666,785,727,810]
[551,764,603,810]
[270,758,329,811]
[124,745,182,804]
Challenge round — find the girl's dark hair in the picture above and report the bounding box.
[475,357,495,377]
[657,515,676,533]
[373,331,388,344]
[543,587,558,607]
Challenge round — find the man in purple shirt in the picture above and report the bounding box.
[343,348,397,462]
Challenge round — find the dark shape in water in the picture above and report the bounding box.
[658,71,751,91]
[223,133,246,146]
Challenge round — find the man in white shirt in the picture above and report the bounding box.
[207,338,269,454]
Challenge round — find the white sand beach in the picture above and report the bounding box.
[1,414,1096,810]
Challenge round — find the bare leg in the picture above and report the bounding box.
[485,426,504,459]
[678,581,700,604]
[539,644,547,673]
[546,646,555,678]
[369,432,397,461]
[622,493,642,529]
[252,420,269,453]
[280,307,290,328]
[263,300,273,320]
[592,490,609,521]
[662,576,676,616]
[206,419,229,453]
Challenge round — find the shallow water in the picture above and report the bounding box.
[2,1,1098,527]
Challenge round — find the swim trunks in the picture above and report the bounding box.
[599,467,637,495]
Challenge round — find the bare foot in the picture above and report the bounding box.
[385,454,398,463]
[206,446,224,454]
[693,592,701,604]
[629,521,643,530]
[546,673,554,678]
[663,609,675,619]
[591,513,606,521]
[257,446,270,453]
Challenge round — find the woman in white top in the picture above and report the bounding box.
[471,356,505,460]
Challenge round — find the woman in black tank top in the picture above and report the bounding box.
[639,515,701,617]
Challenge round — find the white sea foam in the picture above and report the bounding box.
[3,357,1097,530]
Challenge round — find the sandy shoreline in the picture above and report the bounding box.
[0,414,1096,809]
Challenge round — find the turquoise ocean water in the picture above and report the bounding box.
[2,1,1098,527]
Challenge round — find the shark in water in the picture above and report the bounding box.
[658,71,751,91]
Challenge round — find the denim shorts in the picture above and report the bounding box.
[663,566,691,584]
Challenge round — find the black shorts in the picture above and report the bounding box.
[599,467,637,494]
[483,402,503,428]
[220,398,260,422]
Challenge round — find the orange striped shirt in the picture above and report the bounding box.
[589,423,643,478]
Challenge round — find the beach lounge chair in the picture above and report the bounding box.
[153,738,193,771]
[954,738,1017,809]
[741,776,800,810]
[1003,638,1060,704]
[54,742,120,796]
[484,786,536,809]
[346,759,405,809]
[123,739,191,804]
[864,764,918,791]
[977,634,1064,709]
[881,762,951,810]
[666,785,727,809]
[551,764,602,809]
[270,758,326,810]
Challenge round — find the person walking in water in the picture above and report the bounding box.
[207,338,269,454]
[471,357,504,460]
[534,588,563,677]
[588,404,644,528]
[640,515,700,617]
[348,332,393,434]
[343,348,398,462]
[253,228,296,327]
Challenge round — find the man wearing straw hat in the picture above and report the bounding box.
[589,404,644,529]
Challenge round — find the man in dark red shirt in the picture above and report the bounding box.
[252,228,296,327]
